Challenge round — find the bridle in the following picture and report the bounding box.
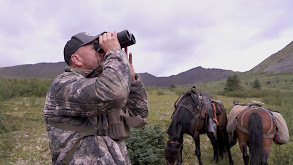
[165,141,183,165]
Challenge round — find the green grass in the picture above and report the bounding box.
[0,74,293,164]
[0,97,51,165]
[146,85,293,165]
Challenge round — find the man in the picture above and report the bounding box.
[44,31,149,165]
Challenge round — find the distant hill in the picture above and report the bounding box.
[249,41,293,74]
[3,40,292,86]
[0,62,66,79]
[140,67,236,87]
[0,62,236,87]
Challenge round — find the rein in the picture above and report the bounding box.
[168,141,181,145]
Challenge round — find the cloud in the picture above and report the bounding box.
[0,0,292,76]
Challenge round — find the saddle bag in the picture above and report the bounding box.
[271,111,289,144]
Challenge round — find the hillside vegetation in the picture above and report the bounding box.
[249,41,293,74]
[0,71,292,164]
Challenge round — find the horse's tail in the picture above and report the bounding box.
[216,126,226,156]
[248,112,263,165]
[216,103,227,156]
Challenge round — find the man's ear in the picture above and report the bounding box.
[71,54,82,67]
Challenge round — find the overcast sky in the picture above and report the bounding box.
[1,0,292,77]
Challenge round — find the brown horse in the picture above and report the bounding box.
[235,106,276,165]
[164,87,233,165]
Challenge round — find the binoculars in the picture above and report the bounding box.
[94,30,136,52]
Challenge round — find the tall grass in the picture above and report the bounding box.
[0,78,51,134]
[0,78,51,99]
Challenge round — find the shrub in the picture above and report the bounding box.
[157,91,165,95]
[0,101,6,134]
[0,78,51,99]
[168,84,176,92]
[252,79,261,89]
[224,75,243,92]
[125,124,165,165]
[271,143,293,164]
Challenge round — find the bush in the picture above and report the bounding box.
[271,143,293,164]
[224,75,243,92]
[0,78,51,99]
[125,124,165,165]
[218,88,269,98]
[252,79,261,89]
[0,101,6,134]
[157,91,165,95]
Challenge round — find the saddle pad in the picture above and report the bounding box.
[226,105,249,133]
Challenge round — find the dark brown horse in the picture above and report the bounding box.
[164,87,233,165]
[235,106,276,165]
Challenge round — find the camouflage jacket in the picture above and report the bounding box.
[44,49,148,165]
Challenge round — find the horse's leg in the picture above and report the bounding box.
[193,131,203,165]
[216,126,234,164]
[261,150,268,165]
[178,134,184,164]
[224,132,234,165]
[261,139,273,165]
[224,133,234,165]
[207,132,219,162]
[240,145,249,165]
[237,130,249,165]
[227,146,234,165]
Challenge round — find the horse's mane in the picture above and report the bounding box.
[167,95,196,137]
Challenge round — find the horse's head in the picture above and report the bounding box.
[165,141,183,165]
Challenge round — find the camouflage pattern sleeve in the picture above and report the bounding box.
[125,73,149,118]
[49,49,132,117]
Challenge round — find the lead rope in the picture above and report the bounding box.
[181,141,193,163]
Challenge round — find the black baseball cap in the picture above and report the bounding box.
[64,32,101,64]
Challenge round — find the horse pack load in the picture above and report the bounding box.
[227,102,289,144]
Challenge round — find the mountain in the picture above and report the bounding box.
[249,41,293,74]
[140,67,236,87]
[0,62,236,87]
[1,40,293,86]
[0,62,67,79]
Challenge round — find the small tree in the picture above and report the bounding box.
[125,124,165,164]
[169,84,176,89]
[224,75,242,92]
[168,84,176,92]
[252,79,261,89]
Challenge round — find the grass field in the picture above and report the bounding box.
[0,74,293,164]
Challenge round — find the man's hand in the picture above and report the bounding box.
[99,31,121,53]
[129,52,135,81]
[126,47,135,81]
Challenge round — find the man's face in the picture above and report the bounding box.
[75,40,105,70]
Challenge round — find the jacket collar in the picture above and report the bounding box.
[65,66,102,78]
